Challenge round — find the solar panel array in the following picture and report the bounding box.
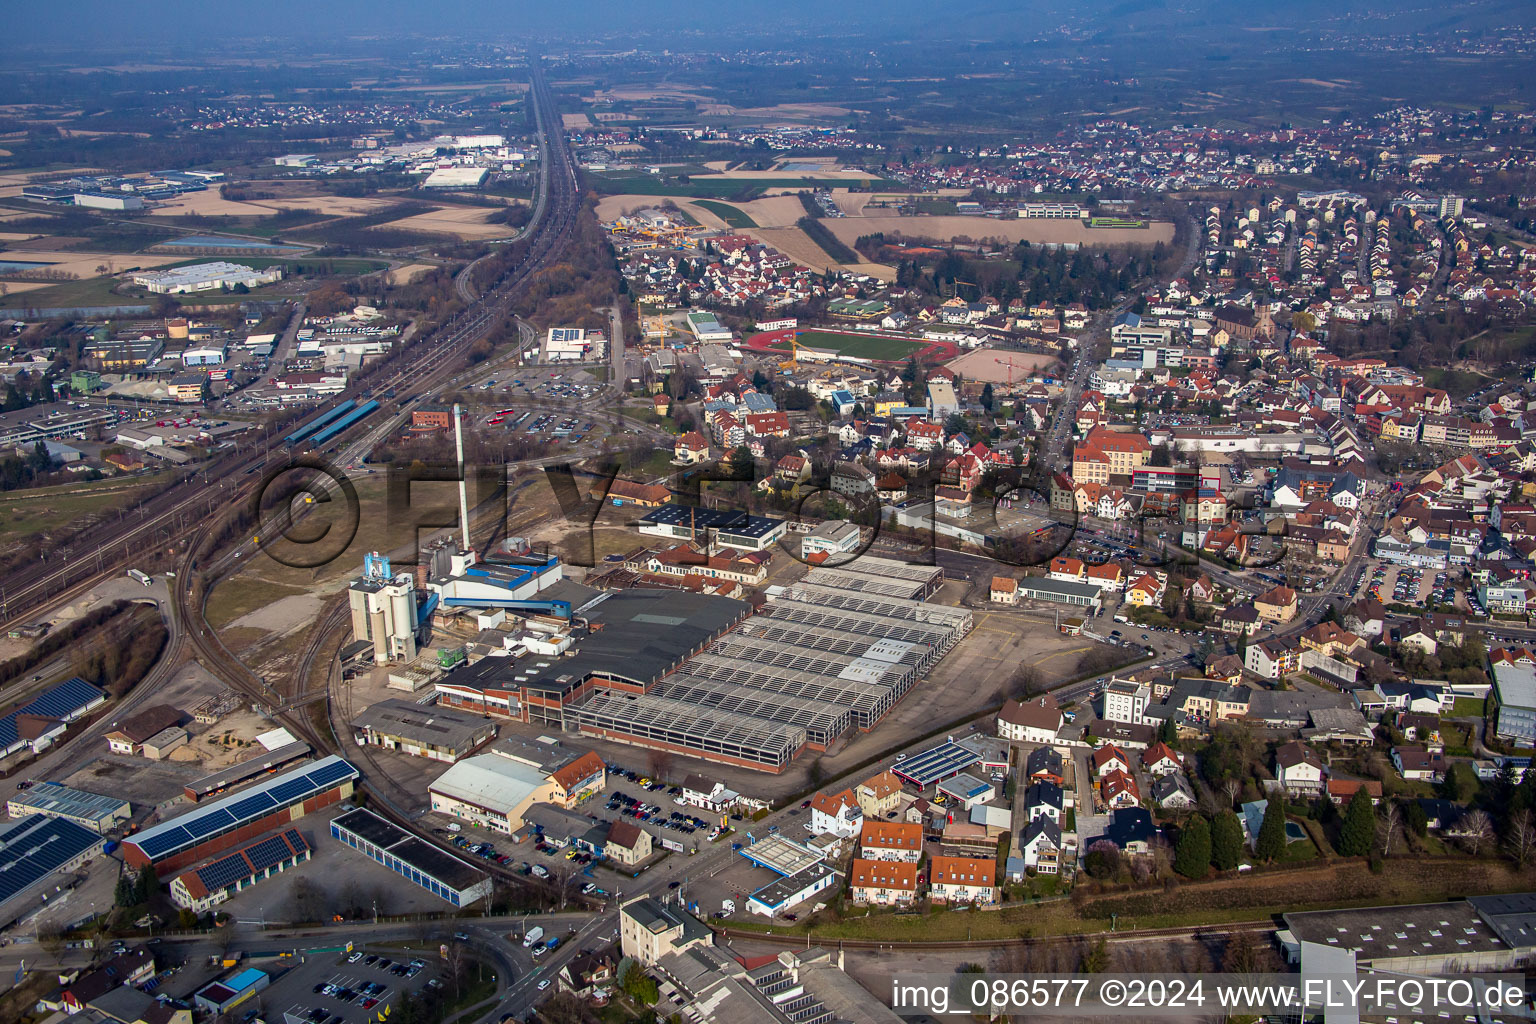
[129,756,356,863]
[0,677,105,748]
[189,828,309,895]
[891,741,981,787]
[0,814,99,903]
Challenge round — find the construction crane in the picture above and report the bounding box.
[777,333,803,371]
[953,278,981,299]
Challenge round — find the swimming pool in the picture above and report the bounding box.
[1284,822,1307,842]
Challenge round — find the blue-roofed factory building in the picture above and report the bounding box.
[0,815,102,928]
[121,756,357,872]
[6,782,130,834]
[0,677,107,758]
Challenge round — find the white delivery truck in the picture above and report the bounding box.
[522,926,544,948]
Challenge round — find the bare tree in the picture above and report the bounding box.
[1376,802,1402,856]
[1010,663,1046,699]
[1450,809,1494,855]
[37,924,65,963]
[1504,809,1536,869]
[1222,779,1241,810]
[646,749,674,782]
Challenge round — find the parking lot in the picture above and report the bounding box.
[262,945,445,1024]
[1360,563,1452,609]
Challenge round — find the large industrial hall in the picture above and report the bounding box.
[435,555,973,772]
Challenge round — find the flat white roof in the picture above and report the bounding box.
[428,754,545,814]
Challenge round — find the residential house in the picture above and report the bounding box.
[809,789,863,838]
[605,821,653,866]
[1024,781,1064,824]
[1255,586,1299,624]
[855,770,904,820]
[1392,746,1448,782]
[1091,744,1132,778]
[848,858,918,906]
[1101,769,1141,809]
[1142,742,1183,777]
[998,694,1062,744]
[1018,816,1062,874]
[1274,741,1327,795]
[1025,746,1065,785]
[858,820,923,863]
[928,855,997,904]
[1153,772,1197,810]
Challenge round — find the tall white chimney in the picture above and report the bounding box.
[453,403,471,553]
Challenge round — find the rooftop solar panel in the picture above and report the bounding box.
[130,756,356,862]
[0,816,99,903]
[135,825,191,859]
[242,834,291,872]
[891,741,980,787]
[305,759,357,788]
[183,808,236,841]
[225,792,276,821]
[194,852,250,893]
[265,777,312,804]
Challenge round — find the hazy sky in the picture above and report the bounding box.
[10,0,1530,52]
[11,0,951,49]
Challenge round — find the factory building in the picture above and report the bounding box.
[6,782,130,834]
[348,553,420,664]
[434,557,971,773]
[169,828,311,912]
[330,807,492,907]
[351,698,495,762]
[638,505,787,553]
[122,756,358,872]
[0,677,107,759]
[428,754,554,833]
[130,261,283,295]
[74,191,146,211]
[0,815,102,929]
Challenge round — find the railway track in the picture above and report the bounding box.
[0,61,579,633]
[144,59,586,893]
[715,917,1278,952]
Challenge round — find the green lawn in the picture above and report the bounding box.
[791,329,928,361]
[1423,367,1492,399]
[1449,696,1487,719]
[692,200,758,228]
[0,473,171,540]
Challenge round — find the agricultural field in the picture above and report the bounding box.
[822,215,1174,248]
[691,200,757,228]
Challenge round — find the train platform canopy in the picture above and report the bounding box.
[738,833,825,877]
[891,740,982,788]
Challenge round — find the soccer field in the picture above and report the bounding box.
[793,329,929,360]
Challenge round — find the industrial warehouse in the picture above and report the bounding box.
[122,756,358,872]
[433,555,972,772]
[6,782,130,834]
[330,807,492,907]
